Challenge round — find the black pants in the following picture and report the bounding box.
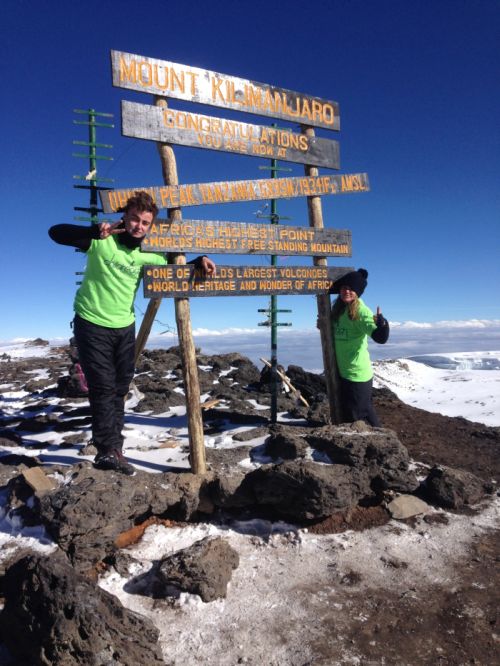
[73,315,135,454]
[340,377,380,427]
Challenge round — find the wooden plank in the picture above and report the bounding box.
[142,220,351,256]
[100,172,369,213]
[260,358,309,407]
[112,50,340,131]
[121,101,340,169]
[143,265,352,298]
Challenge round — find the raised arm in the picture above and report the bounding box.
[371,306,390,344]
[49,220,125,251]
[48,224,100,251]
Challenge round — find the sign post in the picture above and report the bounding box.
[135,97,206,474]
[108,49,369,455]
[121,100,340,169]
[100,172,369,213]
[111,51,340,130]
[143,265,351,298]
[302,126,342,423]
[141,221,351,256]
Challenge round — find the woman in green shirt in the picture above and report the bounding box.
[330,268,389,426]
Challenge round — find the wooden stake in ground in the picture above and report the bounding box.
[302,126,342,424]
[260,358,310,408]
[135,96,206,474]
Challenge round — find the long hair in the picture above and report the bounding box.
[331,294,360,322]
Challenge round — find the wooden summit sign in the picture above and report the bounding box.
[100,173,369,213]
[112,51,340,131]
[122,101,340,169]
[144,265,352,298]
[142,220,352,256]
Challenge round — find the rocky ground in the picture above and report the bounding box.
[0,342,498,665]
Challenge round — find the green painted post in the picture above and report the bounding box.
[72,108,114,225]
[72,109,115,283]
[257,123,293,424]
[88,109,98,225]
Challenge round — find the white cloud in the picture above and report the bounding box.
[2,321,500,373]
[143,320,500,371]
[392,319,500,329]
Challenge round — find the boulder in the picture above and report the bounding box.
[225,359,261,386]
[286,365,327,402]
[306,399,331,426]
[265,424,309,460]
[157,536,239,602]
[209,469,256,509]
[134,390,185,413]
[197,370,220,393]
[38,464,213,574]
[421,465,493,509]
[0,552,164,665]
[305,423,418,493]
[246,460,370,520]
[136,348,182,373]
[387,494,430,520]
[210,352,254,370]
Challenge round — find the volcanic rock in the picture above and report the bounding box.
[305,423,418,493]
[421,465,493,509]
[246,460,369,520]
[225,358,261,386]
[0,552,164,665]
[286,365,327,402]
[265,424,309,460]
[306,399,331,426]
[38,464,213,574]
[134,389,185,413]
[157,536,239,602]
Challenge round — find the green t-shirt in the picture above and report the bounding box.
[331,298,377,382]
[74,235,166,328]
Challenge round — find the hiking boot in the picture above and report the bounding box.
[93,449,135,476]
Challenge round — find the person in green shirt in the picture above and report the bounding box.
[49,191,215,475]
[330,268,389,426]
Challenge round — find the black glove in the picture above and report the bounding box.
[371,313,390,344]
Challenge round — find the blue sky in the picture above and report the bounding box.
[1,0,499,344]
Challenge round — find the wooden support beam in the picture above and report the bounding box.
[135,299,161,365]
[156,97,206,474]
[135,96,206,474]
[302,126,342,424]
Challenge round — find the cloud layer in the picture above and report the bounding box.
[147,320,500,371]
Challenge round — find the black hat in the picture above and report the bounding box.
[330,268,368,297]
